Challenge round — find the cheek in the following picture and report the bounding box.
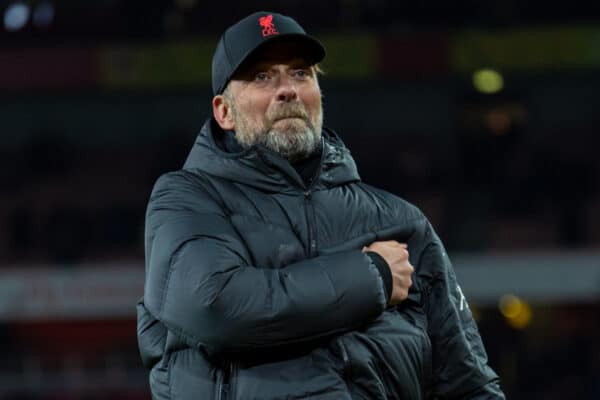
[238,96,270,122]
[302,86,322,114]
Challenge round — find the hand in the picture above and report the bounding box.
[363,241,414,305]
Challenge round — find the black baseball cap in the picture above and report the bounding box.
[211,11,326,95]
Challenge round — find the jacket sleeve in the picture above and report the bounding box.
[143,172,387,357]
[418,221,505,399]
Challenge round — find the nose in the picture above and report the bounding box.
[275,74,298,103]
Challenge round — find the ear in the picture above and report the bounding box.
[212,95,235,131]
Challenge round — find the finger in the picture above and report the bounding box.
[399,290,409,301]
[380,240,406,247]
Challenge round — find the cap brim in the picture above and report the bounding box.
[230,33,326,79]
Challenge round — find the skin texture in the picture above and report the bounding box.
[212,41,414,304]
[363,241,414,305]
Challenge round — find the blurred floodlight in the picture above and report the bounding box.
[499,294,521,318]
[473,68,504,94]
[33,2,55,28]
[499,294,532,329]
[3,2,30,31]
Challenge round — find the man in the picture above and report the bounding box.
[137,11,505,400]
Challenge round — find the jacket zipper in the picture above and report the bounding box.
[303,190,317,257]
[219,362,237,400]
[301,141,326,258]
[338,338,350,377]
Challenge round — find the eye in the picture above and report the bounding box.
[293,69,310,79]
[255,72,269,81]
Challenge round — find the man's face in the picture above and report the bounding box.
[215,41,323,161]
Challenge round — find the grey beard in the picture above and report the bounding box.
[232,105,323,162]
[258,123,321,161]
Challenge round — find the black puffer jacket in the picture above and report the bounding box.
[137,118,505,400]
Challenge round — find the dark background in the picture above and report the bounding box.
[1,1,599,398]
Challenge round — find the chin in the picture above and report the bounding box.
[274,121,309,135]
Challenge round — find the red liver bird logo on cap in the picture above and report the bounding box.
[259,14,279,37]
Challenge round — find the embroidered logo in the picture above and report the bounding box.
[259,14,279,37]
[456,285,469,311]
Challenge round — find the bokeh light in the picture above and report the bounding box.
[499,294,532,329]
[3,2,30,31]
[473,68,504,94]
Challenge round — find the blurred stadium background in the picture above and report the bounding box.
[1,0,599,398]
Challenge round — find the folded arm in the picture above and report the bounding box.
[143,172,387,357]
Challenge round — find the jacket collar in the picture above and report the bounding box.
[183,118,361,193]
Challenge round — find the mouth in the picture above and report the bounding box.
[274,116,305,122]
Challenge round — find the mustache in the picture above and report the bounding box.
[267,103,310,122]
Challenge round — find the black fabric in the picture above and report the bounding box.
[290,145,322,187]
[138,118,505,399]
[222,130,244,153]
[366,251,392,303]
[222,129,322,187]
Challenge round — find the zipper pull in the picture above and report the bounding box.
[222,383,229,400]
